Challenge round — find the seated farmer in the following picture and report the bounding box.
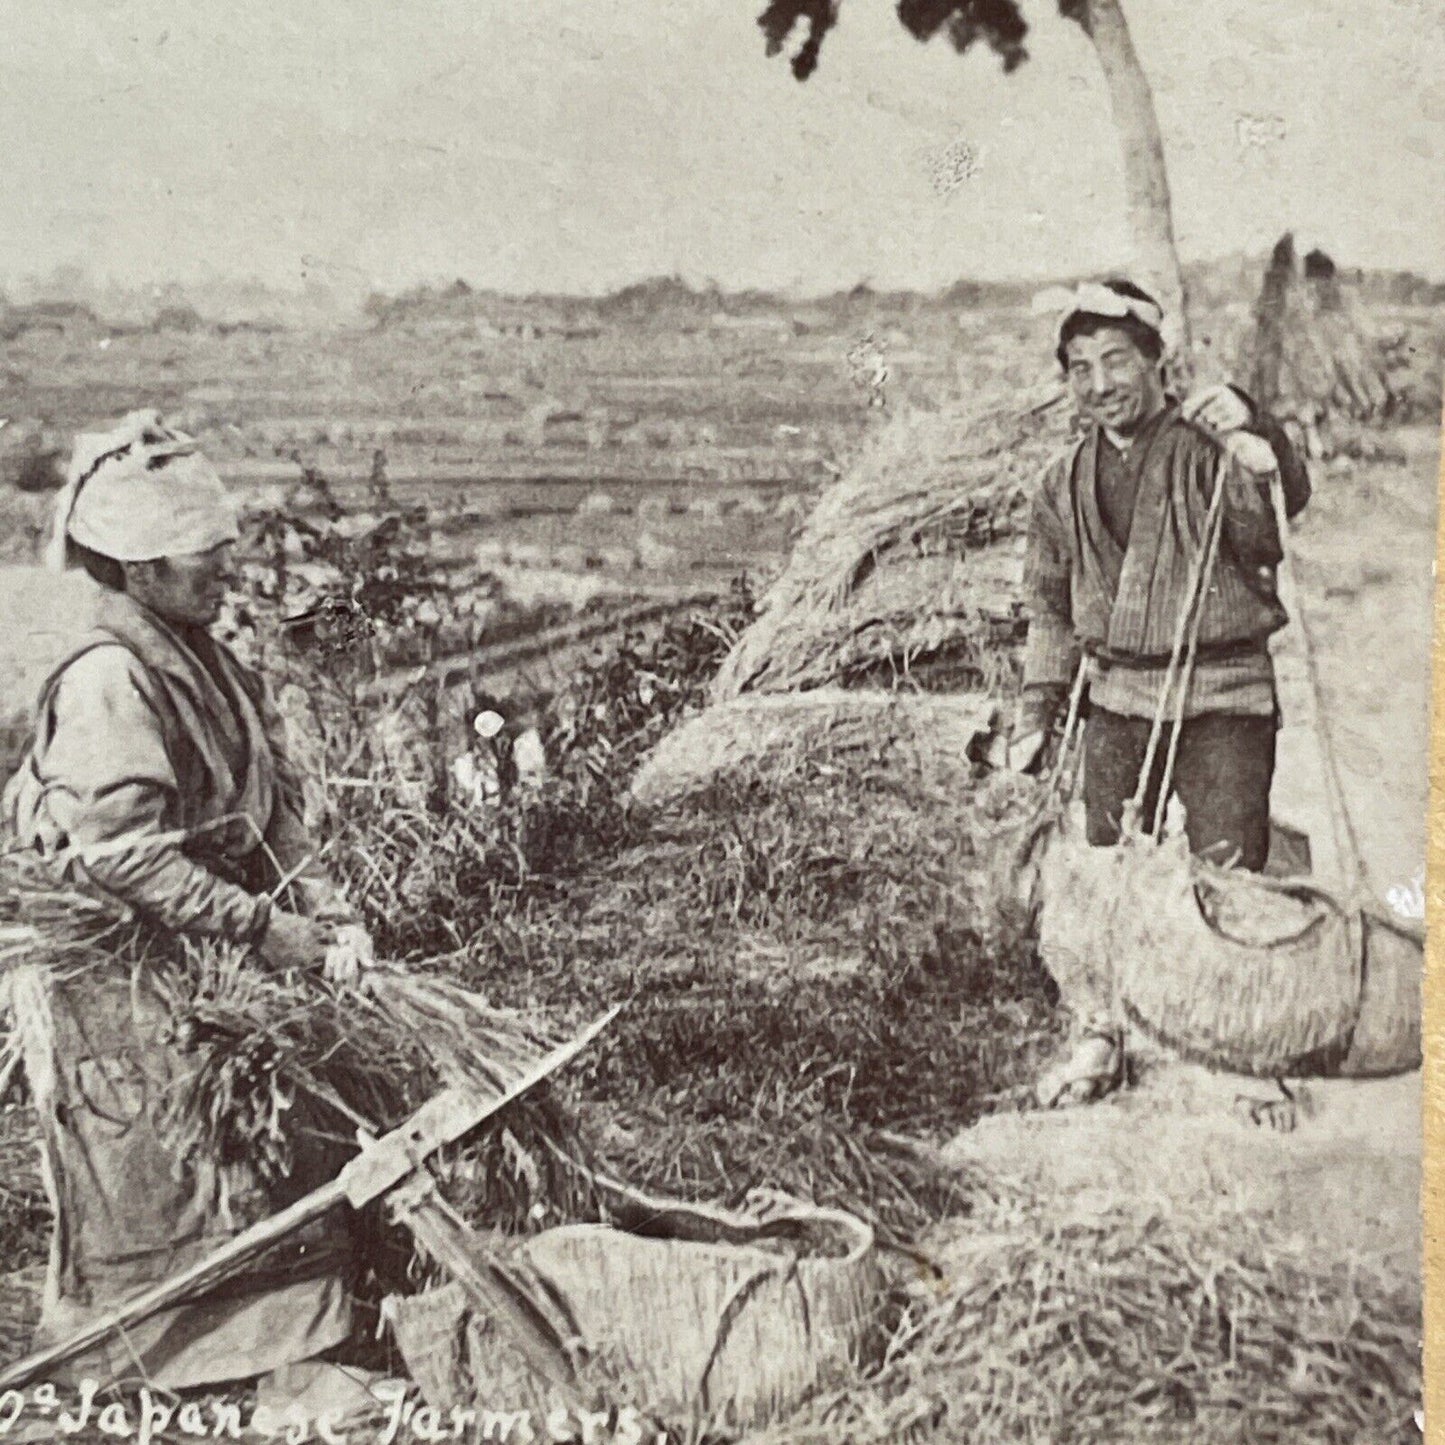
[1010,280,1311,1106]
[3,413,374,1399]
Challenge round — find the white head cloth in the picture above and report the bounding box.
[1033,281,1166,351]
[47,410,239,572]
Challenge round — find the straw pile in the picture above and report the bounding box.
[629,689,999,811]
[709,397,1074,701]
[1241,234,1404,457]
[760,1204,1420,1444]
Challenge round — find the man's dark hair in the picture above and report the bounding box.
[1056,278,1165,370]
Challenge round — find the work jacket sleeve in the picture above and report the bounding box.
[1214,442,1286,569]
[1227,386,1311,520]
[1219,467,1283,567]
[1019,462,1080,731]
[256,684,356,923]
[38,647,270,940]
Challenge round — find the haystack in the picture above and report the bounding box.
[1240,233,1403,457]
[709,395,1074,701]
[629,689,999,811]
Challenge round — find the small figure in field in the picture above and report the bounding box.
[368,445,392,506]
[846,333,889,408]
[1010,280,1311,1109]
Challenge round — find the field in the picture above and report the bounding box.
[0,275,1438,1441]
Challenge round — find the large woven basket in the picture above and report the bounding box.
[1337,907,1423,1076]
[1037,825,1421,1079]
[386,1198,882,1433]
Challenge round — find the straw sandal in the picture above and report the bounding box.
[1034,1030,1125,1109]
[1231,1079,1299,1133]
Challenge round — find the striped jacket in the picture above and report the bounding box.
[1021,404,1309,723]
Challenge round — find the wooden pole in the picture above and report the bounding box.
[389,1176,586,1397]
[0,1008,619,1390]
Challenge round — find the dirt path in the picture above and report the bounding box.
[1272,432,1438,903]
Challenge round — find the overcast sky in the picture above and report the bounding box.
[2,0,1442,296]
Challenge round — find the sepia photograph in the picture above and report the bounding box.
[0,1,1438,1440]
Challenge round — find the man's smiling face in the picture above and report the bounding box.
[1063,325,1166,437]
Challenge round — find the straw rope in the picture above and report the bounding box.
[1122,427,1233,841]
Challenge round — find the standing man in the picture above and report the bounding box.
[1013,280,1311,1105]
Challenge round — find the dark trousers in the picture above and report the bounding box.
[1083,707,1276,871]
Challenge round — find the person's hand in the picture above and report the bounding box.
[323,922,375,989]
[259,909,333,972]
[1006,729,1048,775]
[1181,383,1254,436]
[1007,684,1068,774]
[1220,430,1280,476]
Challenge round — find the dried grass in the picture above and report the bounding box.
[458,754,1061,1238]
[586,1111,981,1247]
[710,396,1072,700]
[0,852,601,1236]
[628,689,998,810]
[0,1104,45,1262]
[757,1202,1420,1445]
[0,1264,42,1368]
[1241,245,1403,432]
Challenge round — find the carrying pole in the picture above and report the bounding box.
[1126,426,1364,893]
[1150,474,1230,839]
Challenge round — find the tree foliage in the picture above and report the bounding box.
[758,0,1036,80]
[758,0,839,80]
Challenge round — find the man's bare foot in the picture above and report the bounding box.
[1034,1032,1124,1109]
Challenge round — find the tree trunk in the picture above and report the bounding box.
[1068,0,1192,367]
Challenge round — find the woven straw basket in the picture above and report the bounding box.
[385,1200,882,1432]
[1037,824,1421,1079]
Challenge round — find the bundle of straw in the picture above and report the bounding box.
[1240,234,1402,454]
[0,853,164,973]
[0,852,600,1233]
[710,397,1072,701]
